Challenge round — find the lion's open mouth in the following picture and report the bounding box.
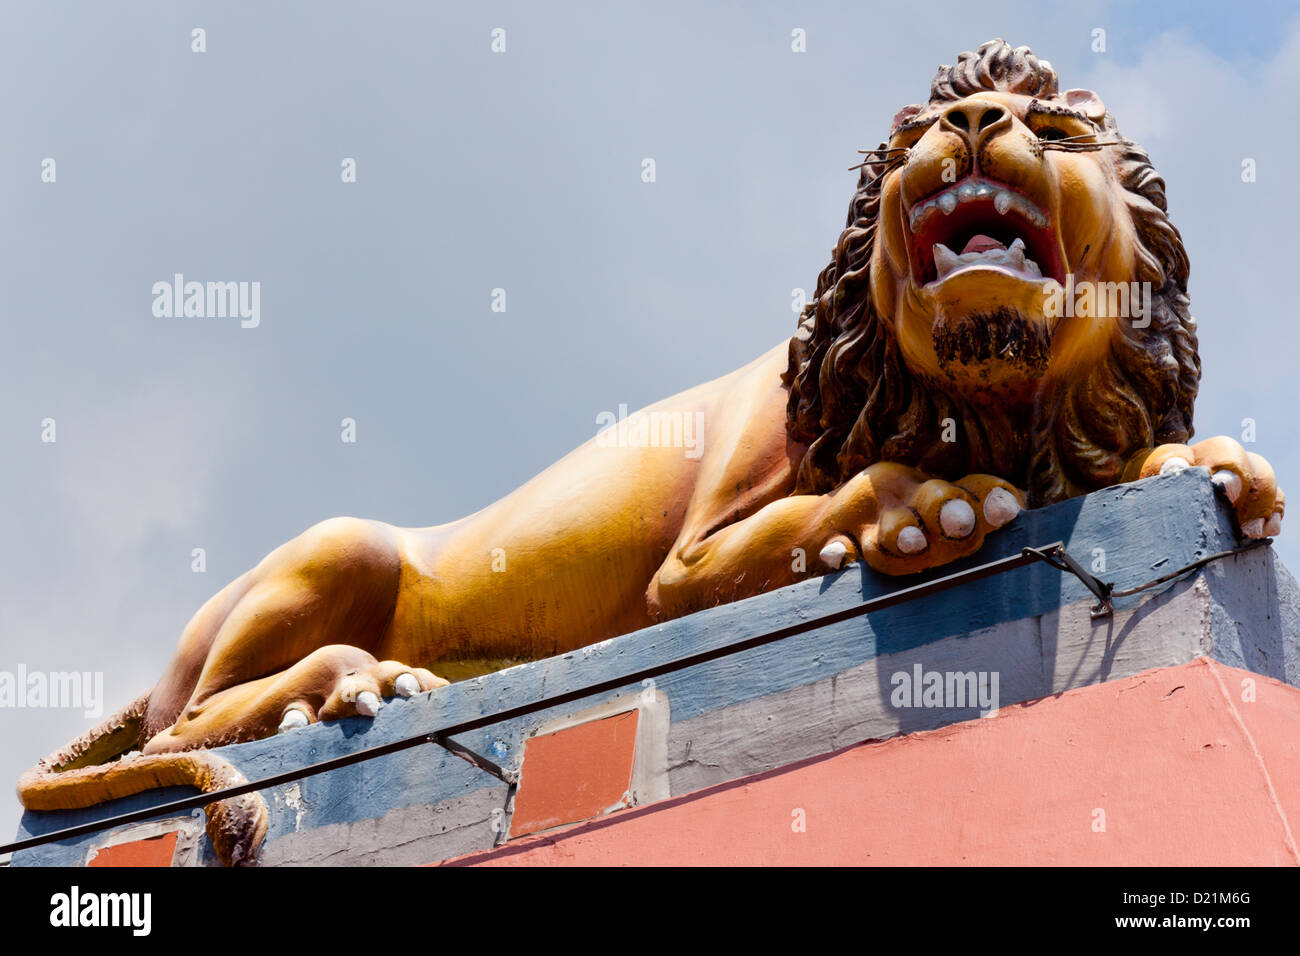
[907,177,1064,287]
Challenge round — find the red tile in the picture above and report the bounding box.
[509,710,639,838]
[87,831,179,867]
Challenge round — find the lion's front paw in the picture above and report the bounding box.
[820,462,1025,575]
[278,656,449,733]
[1128,437,1284,540]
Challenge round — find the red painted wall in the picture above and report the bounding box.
[448,658,1300,866]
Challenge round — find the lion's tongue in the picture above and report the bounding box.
[961,234,1006,255]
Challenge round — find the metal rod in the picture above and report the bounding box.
[1022,544,1114,617]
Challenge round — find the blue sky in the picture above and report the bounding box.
[3,0,1298,848]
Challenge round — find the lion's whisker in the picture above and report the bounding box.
[851,147,910,169]
[850,136,1124,170]
[848,157,907,174]
[849,158,897,170]
[1041,139,1125,151]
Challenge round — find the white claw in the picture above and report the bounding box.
[355,691,381,717]
[819,540,849,570]
[983,487,1020,528]
[897,526,928,555]
[394,673,421,698]
[1211,469,1243,504]
[1265,512,1283,537]
[1159,456,1191,476]
[278,708,309,734]
[939,499,976,538]
[1241,517,1266,539]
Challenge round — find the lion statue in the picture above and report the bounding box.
[18,39,1284,865]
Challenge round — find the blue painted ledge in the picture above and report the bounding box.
[14,468,1300,865]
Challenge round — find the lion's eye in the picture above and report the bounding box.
[1036,126,1069,142]
[888,118,939,151]
[887,131,924,152]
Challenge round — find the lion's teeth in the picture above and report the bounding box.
[933,243,959,278]
[930,236,1043,283]
[914,180,1052,284]
[909,201,935,230]
[912,181,1047,235]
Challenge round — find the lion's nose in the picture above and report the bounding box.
[940,101,1011,150]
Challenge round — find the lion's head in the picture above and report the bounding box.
[785,39,1200,506]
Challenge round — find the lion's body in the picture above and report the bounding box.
[18,40,1284,866]
[391,343,800,665]
[281,346,798,674]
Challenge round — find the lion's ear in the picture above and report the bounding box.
[891,104,924,134]
[1062,88,1107,123]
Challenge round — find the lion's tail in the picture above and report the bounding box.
[16,691,268,866]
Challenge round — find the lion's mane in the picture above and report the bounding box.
[784,39,1200,506]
